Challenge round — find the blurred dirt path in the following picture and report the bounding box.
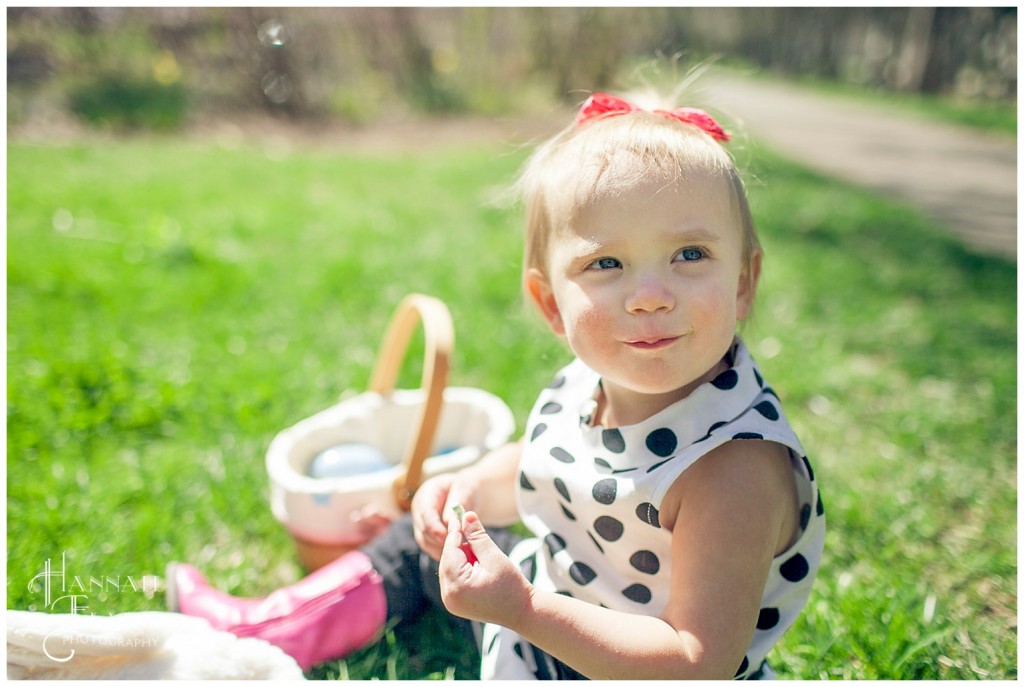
[698,73,1017,260]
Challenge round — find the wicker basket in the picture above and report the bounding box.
[266,294,516,570]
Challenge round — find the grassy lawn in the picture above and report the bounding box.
[7,131,1015,679]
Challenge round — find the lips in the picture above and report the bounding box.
[626,336,680,350]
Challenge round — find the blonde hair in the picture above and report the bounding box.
[516,108,760,292]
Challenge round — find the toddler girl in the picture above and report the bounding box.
[169,91,825,680]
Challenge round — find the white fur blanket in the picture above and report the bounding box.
[7,610,305,680]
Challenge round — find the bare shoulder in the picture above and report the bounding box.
[660,440,799,554]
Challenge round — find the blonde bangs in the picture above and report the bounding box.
[518,112,758,276]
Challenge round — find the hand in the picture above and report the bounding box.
[349,505,394,542]
[411,473,453,559]
[411,473,478,560]
[439,509,532,629]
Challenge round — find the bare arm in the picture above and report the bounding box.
[455,439,524,526]
[440,440,798,679]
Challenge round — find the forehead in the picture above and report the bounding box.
[546,127,737,224]
[562,167,742,244]
[521,113,751,271]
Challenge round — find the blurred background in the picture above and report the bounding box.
[8,6,1017,132]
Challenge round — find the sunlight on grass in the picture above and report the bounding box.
[7,137,1015,679]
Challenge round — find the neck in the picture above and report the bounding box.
[595,358,729,428]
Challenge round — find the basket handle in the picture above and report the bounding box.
[368,294,454,511]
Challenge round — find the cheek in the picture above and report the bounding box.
[560,297,613,350]
[686,282,739,328]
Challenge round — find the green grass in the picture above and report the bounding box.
[7,132,1016,679]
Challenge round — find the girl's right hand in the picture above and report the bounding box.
[412,473,476,560]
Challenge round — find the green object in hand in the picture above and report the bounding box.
[452,502,466,526]
[451,502,478,564]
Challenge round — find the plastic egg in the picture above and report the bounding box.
[307,443,392,479]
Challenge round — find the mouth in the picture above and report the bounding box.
[625,336,681,350]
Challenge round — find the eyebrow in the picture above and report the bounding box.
[668,227,722,244]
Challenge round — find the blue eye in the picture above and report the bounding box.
[675,247,705,262]
[590,257,622,270]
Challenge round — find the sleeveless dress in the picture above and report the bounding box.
[479,337,825,680]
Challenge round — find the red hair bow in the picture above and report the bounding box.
[575,92,730,142]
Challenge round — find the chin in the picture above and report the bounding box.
[609,372,701,399]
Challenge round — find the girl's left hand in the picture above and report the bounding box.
[439,509,532,629]
[349,505,394,542]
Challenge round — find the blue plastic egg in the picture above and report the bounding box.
[307,443,392,479]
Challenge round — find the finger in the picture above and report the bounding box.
[415,493,448,536]
[461,509,486,538]
[442,515,471,565]
[455,510,491,564]
[442,488,472,519]
[416,518,444,559]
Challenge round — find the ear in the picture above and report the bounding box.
[736,249,762,321]
[524,267,565,336]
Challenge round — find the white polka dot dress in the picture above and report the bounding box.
[480,338,826,680]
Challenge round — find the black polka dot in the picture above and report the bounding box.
[594,457,611,471]
[734,656,750,677]
[696,420,729,443]
[540,402,562,415]
[519,552,537,582]
[622,583,652,604]
[802,455,815,482]
[780,553,810,582]
[592,478,617,504]
[530,423,547,441]
[548,375,566,389]
[601,428,626,453]
[733,431,764,440]
[550,446,576,463]
[554,477,571,501]
[646,457,673,473]
[816,491,825,516]
[645,428,677,457]
[754,400,780,421]
[513,641,525,659]
[757,607,780,630]
[594,516,624,541]
[587,532,604,553]
[712,369,739,390]
[569,562,597,586]
[629,550,660,575]
[754,368,764,388]
[519,471,535,491]
[800,503,811,530]
[560,504,576,521]
[486,631,499,654]
[545,532,566,556]
[764,386,779,399]
[635,502,661,528]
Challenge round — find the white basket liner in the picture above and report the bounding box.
[267,386,515,545]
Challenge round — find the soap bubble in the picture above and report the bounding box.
[257,19,288,47]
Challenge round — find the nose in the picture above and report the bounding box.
[625,272,675,314]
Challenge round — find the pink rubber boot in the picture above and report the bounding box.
[166,551,387,671]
